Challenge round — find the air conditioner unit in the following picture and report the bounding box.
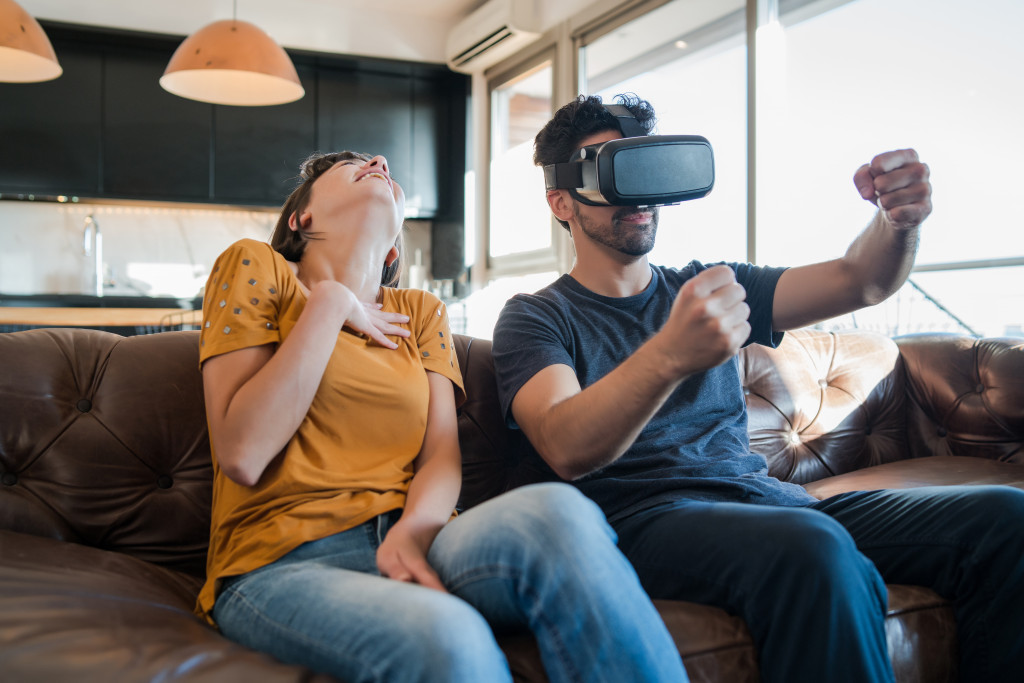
[445,0,541,74]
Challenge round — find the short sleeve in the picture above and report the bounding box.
[492,294,574,427]
[413,291,466,406]
[730,261,788,349]
[199,240,284,367]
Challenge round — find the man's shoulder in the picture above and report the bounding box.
[503,276,575,312]
[650,260,708,288]
[653,259,782,285]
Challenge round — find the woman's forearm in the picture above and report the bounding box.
[205,281,355,485]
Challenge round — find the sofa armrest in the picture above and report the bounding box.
[896,334,1024,464]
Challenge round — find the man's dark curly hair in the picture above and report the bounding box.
[533,93,657,230]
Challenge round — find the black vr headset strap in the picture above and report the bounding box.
[543,162,583,192]
[604,104,646,138]
[543,103,645,191]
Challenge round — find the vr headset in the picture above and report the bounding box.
[543,104,715,207]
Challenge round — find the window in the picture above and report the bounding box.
[582,0,748,265]
[489,61,557,268]
[468,0,1024,339]
[459,58,559,339]
[758,0,1024,336]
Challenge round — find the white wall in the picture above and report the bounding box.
[0,200,435,298]
[0,201,276,298]
[20,0,476,64]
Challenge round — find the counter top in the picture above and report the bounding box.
[0,293,203,309]
[0,307,201,328]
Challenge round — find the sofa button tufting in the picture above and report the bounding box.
[976,384,985,393]
[864,426,872,435]
[157,476,173,489]
[1,472,17,486]
[76,399,92,412]
[937,427,948,437]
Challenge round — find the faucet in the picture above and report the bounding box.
[82,215,103,297]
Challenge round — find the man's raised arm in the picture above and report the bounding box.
[772,148,932,331]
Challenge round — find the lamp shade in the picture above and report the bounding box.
[0,0,62,82]
[159,19,303,106]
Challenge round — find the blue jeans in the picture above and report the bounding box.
[213,483,688,683]
[612,485,1024,683]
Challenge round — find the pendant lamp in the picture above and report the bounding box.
[160,6,303,107]
[0,0,62,83]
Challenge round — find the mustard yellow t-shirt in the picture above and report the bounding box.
[195,239,464,624]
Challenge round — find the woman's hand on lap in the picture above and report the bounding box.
[376,520,447,592]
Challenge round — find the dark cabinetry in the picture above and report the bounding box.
[318,65,413,206]
[103,45,212,200]
[213,63,317,205]
[0,39,102,195]
[0,23,468,219]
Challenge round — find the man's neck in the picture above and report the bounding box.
[569,249,653,298]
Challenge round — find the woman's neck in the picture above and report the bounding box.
[296,240,384,303]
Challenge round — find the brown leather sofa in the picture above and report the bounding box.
[2,326,1022,682]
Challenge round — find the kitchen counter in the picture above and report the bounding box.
[0,293,203,309]
[0,307,200,328]
[0,294,203,333]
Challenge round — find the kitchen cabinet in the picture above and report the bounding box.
[103,45,212,201]
[318,64,413,186]
[0,23,468,220]
[213,63,317,205]
[0,39,102,196]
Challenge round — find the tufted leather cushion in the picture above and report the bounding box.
[0,328,212,577]
[741,328,909,484]
[453,335,558,510]
[897,334,1024,463]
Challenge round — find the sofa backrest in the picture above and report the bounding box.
[740,327,909,484]
[0,328,211,577]
[454,328,911,508]
[3,326,1021,578]
[894,333,1024,463]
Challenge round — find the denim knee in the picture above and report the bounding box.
[397,592,509,681]
[960,486,1024,533]
[768,513,885,602]
[503,482,613,542]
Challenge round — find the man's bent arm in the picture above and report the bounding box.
[511,345,683,481]
[511,265,750,480]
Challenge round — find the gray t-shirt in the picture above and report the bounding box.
[492,260,817,523]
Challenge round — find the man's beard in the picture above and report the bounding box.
[574,204,660,257]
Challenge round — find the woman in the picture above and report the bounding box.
[196,151,687,683]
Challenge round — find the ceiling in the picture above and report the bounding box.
[20,0,490,63]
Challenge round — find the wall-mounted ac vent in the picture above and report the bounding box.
[445,0,541,74]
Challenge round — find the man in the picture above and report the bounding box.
[491,93,1024,682]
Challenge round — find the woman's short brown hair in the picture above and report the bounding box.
[270,151,404,287]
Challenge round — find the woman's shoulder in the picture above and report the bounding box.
[212,239,290,277]
[216,238,279,264]
[385,286,443,315]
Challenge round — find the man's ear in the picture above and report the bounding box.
[546,190,575,224]
[384,245,399,267]
[288,210,312,232]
